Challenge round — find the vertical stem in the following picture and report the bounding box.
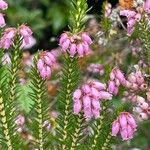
[36,79,44,150]
[0,90,13,150]
[60,56,79,150]
[101,133,112,150]
[91,102,107,149]
[9,43,21,102]
[70,114,84,150]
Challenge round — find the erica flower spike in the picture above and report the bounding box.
[112,112,137,141]
[59,32,92,57]
[37,51,57,79]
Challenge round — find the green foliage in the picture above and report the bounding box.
[70,0,89,33]
[100,1,112,34]
[136,17,150,66]
[0,50,22,149]
[17,83,34,113]
[56,55,80,149]
[7,0,71,37]
[28,54,50,150]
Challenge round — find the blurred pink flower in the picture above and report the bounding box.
[0,13,5,27]
[0,0,8,10]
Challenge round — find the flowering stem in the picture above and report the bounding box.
[138,17,150,67]
[101,132,112,150]
[0,90,13,150]
[29,56,49,150]
[70,113,84,150]
[57,56,80,149]
[36,78,45,150]
[91,101,107,149]
[9,40,22,102]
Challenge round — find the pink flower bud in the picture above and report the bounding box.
[47,52,56,63]
[59,33,68,45]
[120,129,128,141]
[61,39,70,52]
[127,27,135,36]
[83,96,92,119]
[135,13,141,22]
[108,81,116,94]
[125,81,132,88]
[110,71,115,80]
[136,96,145,104]
[112,120,120,136]
[70,44,76,57]
[83,96,91,109]
[4,28,17,39]
[141,102,149,110]
[114,69,126,85]
[82,84,91,94]
[73,89,82,100]
[131,83,138,90]
[19,24,33,37]
[127,124,134,140]
[144,0,150,13]
[44,55,53,66]
[37,59,44,71]
[127,113,137,129]
[91,87,100,98]
[82,42,90,55]
[139,112,149,120]
[77,43,84,57]
[119,113,127,129]
[0,13,5,28]
[127,19,136,28]
[92,81,106,90]
[81,33,92,45]
[46,66,51,78]
[40,67,47,79]
[73,100,82,114]
[0,0,8,10]
[115,79,120,87]
[92,99,100,110]
[99,91,112,100]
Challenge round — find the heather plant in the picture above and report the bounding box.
[0,0,150,150]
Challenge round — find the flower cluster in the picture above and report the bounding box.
[37,51,57,79]
[112,112,137,141]
[59,32,92,57]
[0,0,8,28]
[0,24,33,49]
[87,63,104,75]
[73,81,112,120]
[108,68,126,96]
[119,0,150,36]
[124,67,147,91]
[120,10,141,36]
[133,94,150,120]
